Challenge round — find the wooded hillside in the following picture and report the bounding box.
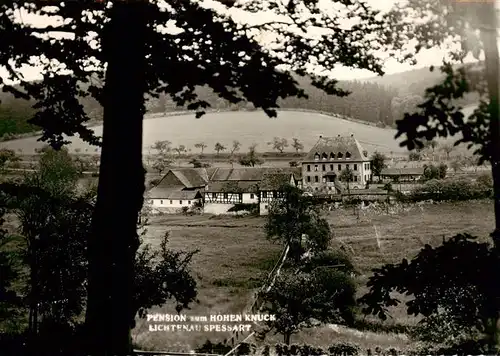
[0,66,480,139]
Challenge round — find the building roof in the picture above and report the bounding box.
[304,135,368,162]
[380,167,424,176]
[170,168,209,188]
[259,173,295,191]
[209,167,302,181]
[147,187,202,200]
[205,181,259,193]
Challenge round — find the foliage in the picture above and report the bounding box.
[291,138,304,153]
[407,178,492,202]
[260,266,356,344]
[359,233,500,350]
[214,142,226,155]
[408,152,421,162]
[328,342,360,356]
[477,173,493,190]
[339,167,354,193]
[239,143,264,167]
[422,164,447,181]
[0,149,20,170]
[265,185,331,262]
[371,151,386,178]
[227,203,259,214]
[133,231,198,323]
[195,340,232,355]
[173,145,187,157]
[188,158,210,168]
[269,137,289,153]
[194,142,207,154]
[230,140,241,155]
[288,161,299,167]
[300,250,356,276]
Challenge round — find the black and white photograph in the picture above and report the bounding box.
[0,0,499,355]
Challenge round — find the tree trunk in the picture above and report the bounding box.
[85,3,146,355]
[480,4,500,351]
[284,332,291,345]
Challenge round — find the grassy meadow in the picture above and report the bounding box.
[133,200,495,352]
[0,109,466,156]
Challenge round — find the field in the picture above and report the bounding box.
[0,108,476,156]
[133,200,495,352]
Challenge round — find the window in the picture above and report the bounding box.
[354,164,357,170]
[346,164,350,169]
[314,165,318,171]
[337,152,343,159]
[250,193,254,199]
[330,164,334,171]
[338,164,341,170]
[160,200,163,205]
[212,193,217,199]
[179,200,183,205]
[330,152,335,159]
[264,205,268,210]
[346,152,351,158]
[263,192,267,198]
[307,165,311,172]
[322,164,326,171]
[322,153,328,160]
[224,193,228,199]
[354,176,358,182]
[314,153,320,160]
[188,200,191,205]
[307,176,311,182]
[170,200,173,204]
[273,191,277,198]
[314,176,319,183]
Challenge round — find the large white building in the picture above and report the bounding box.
[302,134,372,192]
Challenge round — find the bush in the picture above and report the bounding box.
[407,178,492,202]
[227,203,258,214]
[328,342,360,356]
[195,340,232,355]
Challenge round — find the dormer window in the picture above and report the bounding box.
[337,152,343,159]
[329,153,335,159]
[321,153,328,160]
[346,152,351,159]
[314,153,320,160]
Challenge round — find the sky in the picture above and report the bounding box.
[0,0,497,83]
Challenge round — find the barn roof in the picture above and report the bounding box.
[209,167,301,181]
[147,187,202,200]
[259,173,295,191]
[205,181,259,193]
[170,168,209,188]
[304,135,367,161]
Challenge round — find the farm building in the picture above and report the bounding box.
[258,171,302,215]
[203,167,301,215]
[379,167,424,182]
[302,134,372,192]
[146,168,209,213]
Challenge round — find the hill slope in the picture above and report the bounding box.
[0,65,480,138]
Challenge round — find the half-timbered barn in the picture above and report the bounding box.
[203,167,301,215]
[258,172,300,215]
[302,134,372,192]
[146,168,211,213]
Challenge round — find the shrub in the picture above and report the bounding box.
[195,340,232,355]
[227,203,258,214]
[328,342,360,356]
[408,178,491,202]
